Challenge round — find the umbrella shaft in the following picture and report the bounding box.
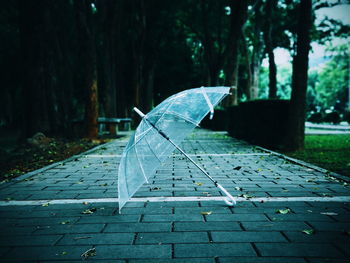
[169,139,217,185]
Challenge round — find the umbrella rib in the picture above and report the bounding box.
[134,137,149,184]
[126,126,153,153]
[143,122,163,163]
[154,110,199,127]
[200,87,214,119]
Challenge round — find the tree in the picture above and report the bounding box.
[19,0,76,138]
[74,0,99,138]
[285,0,313,150]
[315,44,349,110]
[263,0,278,99]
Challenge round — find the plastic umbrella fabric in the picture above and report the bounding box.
[118,86,236,212]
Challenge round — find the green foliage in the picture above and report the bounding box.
[283,134,350,177]
[314,44,349,110]
[258,65,292,99]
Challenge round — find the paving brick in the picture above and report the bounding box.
[174,207,232,214]
[242,221,310,231]
[174,243,256,257]
[0,235,61,246]
[2,217,80,227]
[283,231,350,243]
[174,222,241,231]
[93,244,171,259]
[129,259,215,263]
[218,257,307,263]
[58,233,134,245]
[307,258,349,263]
[146,202,199,208]
[120,207,173,214]
[211,231,287,242]
[266,213,336,222]
[307,221,350,231]
[136,232,208,244]
[78,215,140,223]
[255,243,344,257]
[38,261,125,263]
[33,223,105,235]
[104,222,171,232]
[0,226,37,236]
[205,214,269,222]
[2,245,92,261]
[142,214,203,222]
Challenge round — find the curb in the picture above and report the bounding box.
[256,145,350,183]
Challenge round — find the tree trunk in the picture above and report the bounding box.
[19,0,51,138]
[97,0,118,134]
[223,0,248,106]
[250,0,264,100]
[263,0,277,99]
[200,0,219,86]
[144,64,155,112]
[285,0,312,150]
[241,29,252,100]
[74,0,99,139]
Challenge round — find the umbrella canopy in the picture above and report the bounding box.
[118,86,231,212]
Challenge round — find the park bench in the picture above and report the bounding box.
[97,117,132,135]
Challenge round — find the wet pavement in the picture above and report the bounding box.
[0,129,349,262]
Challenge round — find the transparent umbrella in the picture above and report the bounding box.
[118,86,236,212]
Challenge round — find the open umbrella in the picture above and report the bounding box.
[118,86,236,212]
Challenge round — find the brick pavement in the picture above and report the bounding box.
[0,129,349,262]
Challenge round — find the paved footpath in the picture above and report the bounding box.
[0,129,350,263]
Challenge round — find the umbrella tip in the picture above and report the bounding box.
[134,107,146,118]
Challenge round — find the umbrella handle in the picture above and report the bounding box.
[217,183,236,206]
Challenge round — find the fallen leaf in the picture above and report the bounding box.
[99,183,108,187]
[61,221,70,225]
[83,201,89,205]
[238,194,254,199]
[302,229,315,235]
[61,251,68,255]
[82,208,97,214]
[275,208,291,214]
[320,212,338,216]
[195,182,203,186]
[151,187,161,191]
[42,203,50,207]
[234,187,243,191]
[201,211,212,215]
[81,247,96,259]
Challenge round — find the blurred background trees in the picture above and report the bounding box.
[0,0,349,150]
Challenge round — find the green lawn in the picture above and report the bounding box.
[282,134,350,177]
